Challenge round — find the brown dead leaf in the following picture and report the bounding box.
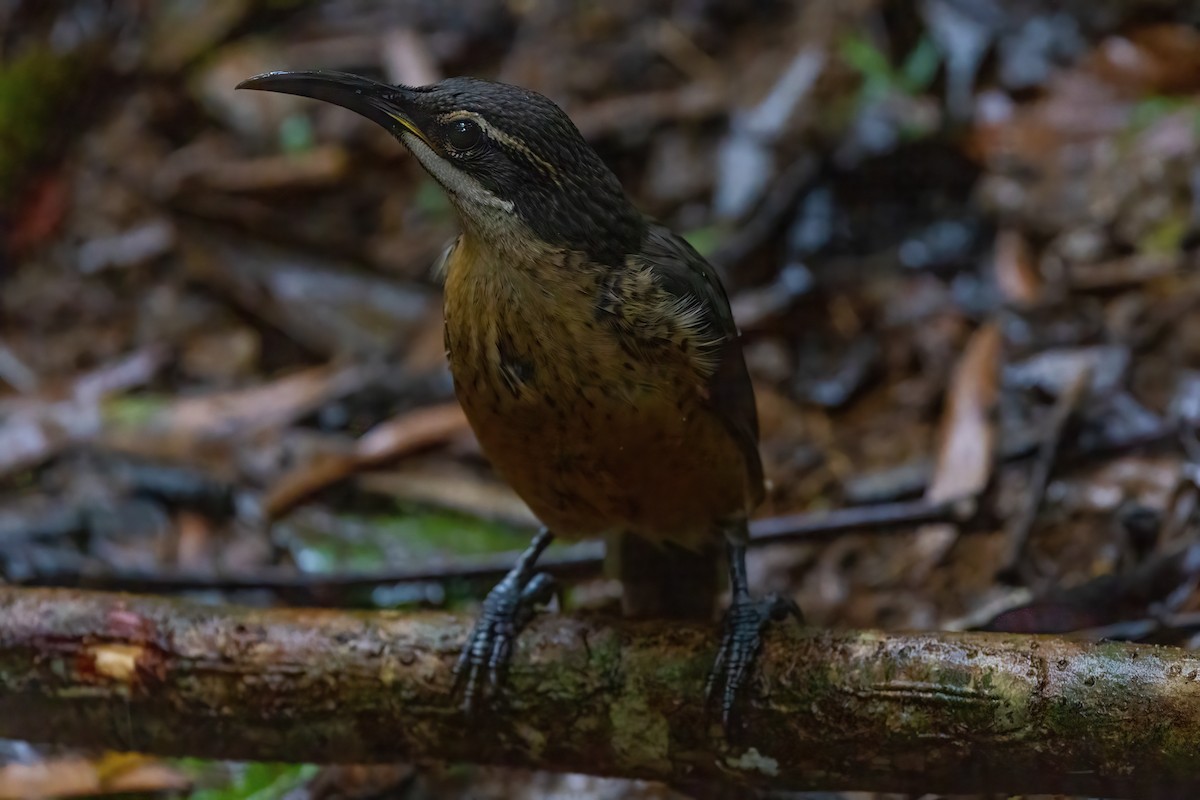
[355,403,470,465]
[358,461,538,529]
[96,363,376,480]
[146,0,253,72]
[928,321,1002,503]
[972,24,1200,165]
[6,172,68,253]
[0,753,189,799]
[1067,252,1182,291]
[262,449,360,520]
[182,146,350,193]
[119,363,371,440]
[993,229,1042,307]
[175,510,214,570]
[180,233,437,359]
[264,401,470,518]
[1090,25,1200,96]
[913,321,1003,568]
[402,308,451,375]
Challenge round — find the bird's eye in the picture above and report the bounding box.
[446,119,483,152]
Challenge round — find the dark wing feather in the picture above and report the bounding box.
[634,223,765,507]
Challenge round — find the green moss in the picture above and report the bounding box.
[931,665,974,688]
[608,673,671,771]
[839,33,941,103]
[0,45,83,202]
[1126,96,1200,136]
[1158,722,1200,777]
[681,225,726,257]
[583,626,625,679]
[278,114,315,154]
[283,508,528,575]
[180,761,319,800]
[1138,214,1190,254]
[103,395,173,427]
[415,177,453,219]
[383,507,528,555]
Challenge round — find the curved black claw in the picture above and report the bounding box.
[452,529,555,712]
[706,592,802,731]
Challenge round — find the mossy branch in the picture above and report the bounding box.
[2,587,1199,797]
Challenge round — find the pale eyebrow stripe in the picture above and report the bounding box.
[438,110,560,182]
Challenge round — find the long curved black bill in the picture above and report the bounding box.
[236,70,433,145]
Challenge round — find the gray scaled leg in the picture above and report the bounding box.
[706,525,802,730]
[453,527,556,711]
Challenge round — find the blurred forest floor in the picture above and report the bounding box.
[2,0,1200,797]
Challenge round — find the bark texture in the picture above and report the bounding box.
[2,587,1200,797]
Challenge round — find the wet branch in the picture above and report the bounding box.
[3,588,1200,797]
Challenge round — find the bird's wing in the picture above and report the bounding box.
[625,222,765,507]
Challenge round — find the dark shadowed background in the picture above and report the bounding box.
[2,0,1200,797]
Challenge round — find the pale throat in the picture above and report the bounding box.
[398,130,522,243]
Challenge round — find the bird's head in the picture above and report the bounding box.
[237,70,645,263]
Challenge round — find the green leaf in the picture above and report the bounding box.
[103,394,171,427]
[0,45,83,201]
[282,507,529,575]
[278,113,315,154]
[184,762,318,800]
[682,225,724,257]
[1138,214,1189,255]
[1128,96,1183,132]
[839,34,894,83]
[415,177,453,218]
[899,36,941,94]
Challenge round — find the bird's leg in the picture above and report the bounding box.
[706,531,802,730]
[453,526,556,711]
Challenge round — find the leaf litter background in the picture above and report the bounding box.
[2,0,1200,797]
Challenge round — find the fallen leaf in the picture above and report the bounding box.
[176,146,350,193]
[355,403,470,465]
[0,753,189,799]
[928,321,1002,503]
[180,233,437,359]
[6,172,68,252]
[264,402,470,518]
[993,228,1042,306]
[261,449,359,520]
[913,321,1003,567]
[146,0,253,71]
[111,363,372,440]
[358,462,538,530]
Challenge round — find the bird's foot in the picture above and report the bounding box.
[452,552,555,713]
[706,592,802,731]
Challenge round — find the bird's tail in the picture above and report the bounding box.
[608,532,722,619]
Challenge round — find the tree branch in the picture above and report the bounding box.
[2,587,1199,797]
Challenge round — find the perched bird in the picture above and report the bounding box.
[237,70,799,725]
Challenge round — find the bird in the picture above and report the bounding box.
[237,69,800,727]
